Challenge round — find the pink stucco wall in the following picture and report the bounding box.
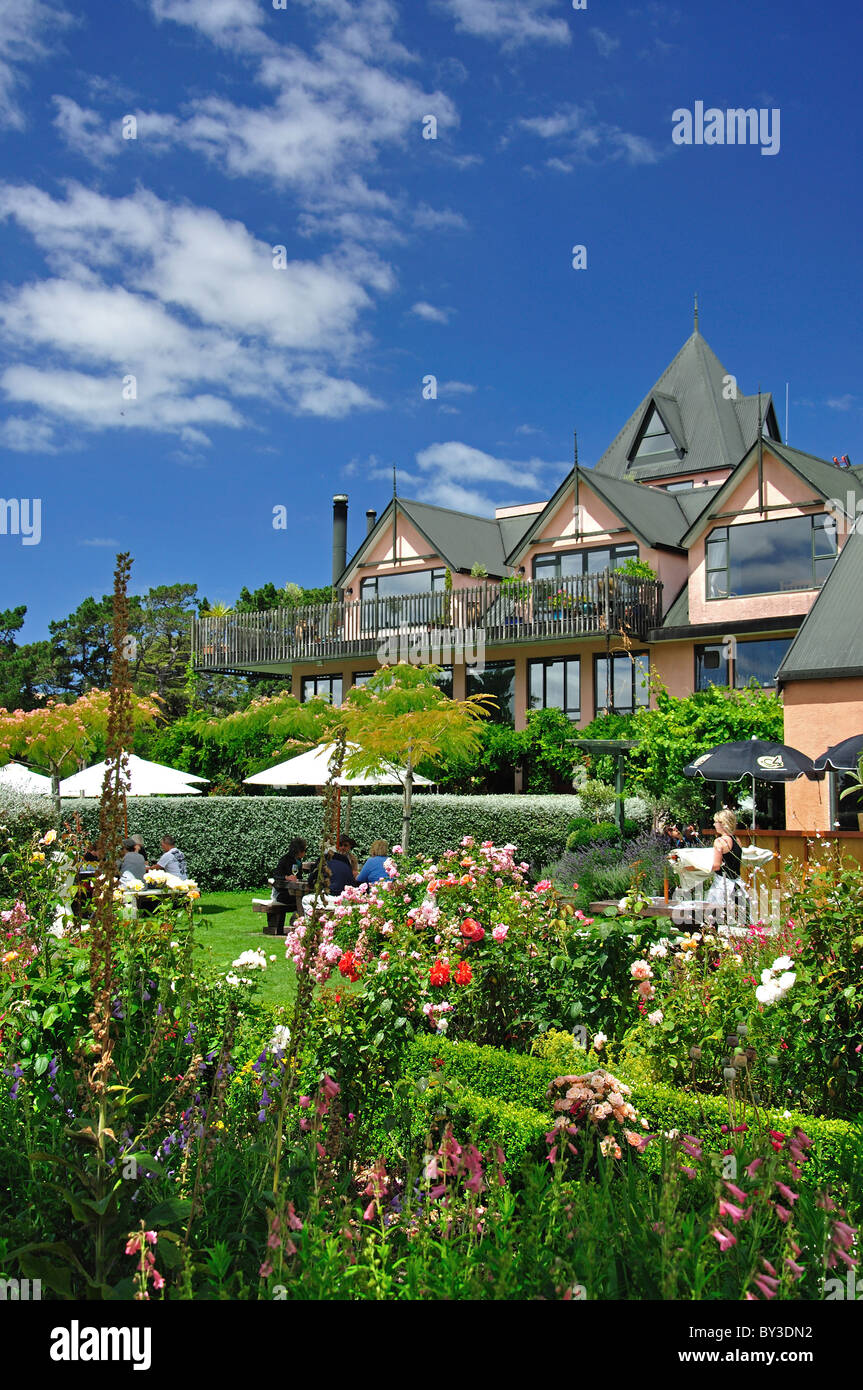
[783,678,863,830]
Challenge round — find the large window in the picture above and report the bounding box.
[301,675,342,704]
[533,543,637,581]
[695,638,791,690]
[360,568,447,631]
[360,568,446,600]
[706,515,837,599]
[594,652,649,714]
[733,638,791,688]
[467,660,515,724]
[529,657,580,721]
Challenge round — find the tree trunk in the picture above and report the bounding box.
[51,769,61,824]
[401,745,414,856]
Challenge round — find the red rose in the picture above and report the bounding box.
[454,960,472,985]
[460,918,485,942]
[429,958,450,987]
[338,950,360,983]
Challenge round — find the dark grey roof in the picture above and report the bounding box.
[662,582,690,627]
[341,497,519,582]
[671,484,722,525]
[505,466,691,564]
[593,331,772,483]
[777,531,863,682]
[497,511,541,555]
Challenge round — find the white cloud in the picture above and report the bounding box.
[79,537,120,547]
[590,28,620,57]
[439,380,476,395]
[438,0,571,48]
[515,423,541,435]
[411,301,452,324]
[519,104,662,166]
[826,394,855,412]
[0,0,73,130]
[149,0,267,52]
[70,0,460,235]
[0,183,385,439]
[363,440,561,512]
[0,414,58,452]
[412,204,469,232]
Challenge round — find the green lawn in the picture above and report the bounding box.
[195,890,297,1007]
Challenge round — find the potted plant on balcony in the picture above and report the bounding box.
[613,558,658,581]
[500,573,530,629]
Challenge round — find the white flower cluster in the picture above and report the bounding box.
[755,954,796,1006]
[226,948,268,986]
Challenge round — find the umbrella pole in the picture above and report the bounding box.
[752,774,756,830]
[335,785,342,846]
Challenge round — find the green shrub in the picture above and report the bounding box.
[566,822,621,851]
[404,1036,863,1192]
[60,793,584,890]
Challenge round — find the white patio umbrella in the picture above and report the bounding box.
[59,754,209,797]
[0,761,52,794]
[244,742,432,789]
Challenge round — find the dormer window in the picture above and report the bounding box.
[629,400,684,462]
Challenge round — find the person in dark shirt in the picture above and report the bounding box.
[324,845,356,897]
[268,837,307,935]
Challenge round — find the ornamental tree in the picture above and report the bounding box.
[339,664,492,854]
[0,688,160,818]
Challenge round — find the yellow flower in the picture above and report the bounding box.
[31,851,45,863]
[40,829,57,845]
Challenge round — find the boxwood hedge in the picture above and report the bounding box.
[404,1037,863,1191]
[58,793,584,891]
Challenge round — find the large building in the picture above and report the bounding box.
[194,327,863,828]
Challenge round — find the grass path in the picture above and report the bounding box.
[195,890,297,1007]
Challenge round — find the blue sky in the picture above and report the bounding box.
[1,0,861,638]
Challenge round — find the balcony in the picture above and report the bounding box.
[192,571,664,673]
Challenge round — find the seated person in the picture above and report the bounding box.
[356,840,390,886]
[683,823,701,846]
[338,835,359,876]
[157,836,189,880]
[268,837,308,934]
[118,837,147,885]
[323,843,356,897]
[664,824,686,849]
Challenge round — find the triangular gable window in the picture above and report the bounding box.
[629,403,679,460]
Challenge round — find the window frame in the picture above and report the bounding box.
[359,567,447,601]
[593,651,650,716]
[704,514,836,601]
[531,542,638,581]
[301,674,343,705]
[528,656,581,721]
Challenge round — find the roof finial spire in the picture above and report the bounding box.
[693,292,699,334]
[392,464,397,499]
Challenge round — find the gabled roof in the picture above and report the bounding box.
[593,331,772,483]
[505,466,691,566]
[680,439,863,547]
[339,497,529,584]
[777,530,863,682]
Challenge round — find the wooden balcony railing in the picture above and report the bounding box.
[192,571,664,672]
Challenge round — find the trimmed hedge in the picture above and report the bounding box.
[403,1037,863,1191]
[58,793,584,891]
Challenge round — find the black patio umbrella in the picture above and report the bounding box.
[812,734,863,773]
[683,738,820,828]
